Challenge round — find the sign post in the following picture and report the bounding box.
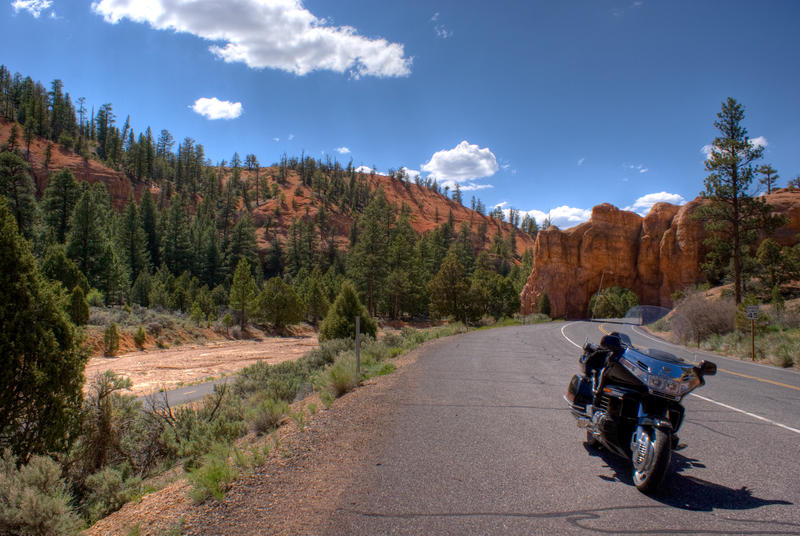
[355,315,361,376]
[746,306,759,361]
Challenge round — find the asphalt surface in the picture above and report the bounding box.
[324,322,800,535]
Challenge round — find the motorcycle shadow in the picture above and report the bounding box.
[584,443,793,512]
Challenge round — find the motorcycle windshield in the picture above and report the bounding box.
[621,346,696,381]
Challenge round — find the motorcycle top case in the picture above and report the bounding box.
[566,374,593,410]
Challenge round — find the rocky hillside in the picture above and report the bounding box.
[1,120,535,256]
[520,191,800,319]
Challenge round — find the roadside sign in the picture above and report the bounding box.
[746,306,759,320]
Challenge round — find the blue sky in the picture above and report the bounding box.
[3,0,799,228]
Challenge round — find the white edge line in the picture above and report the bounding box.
[561,322,582,349]
[565,322,800,435]
[691,393,800,435]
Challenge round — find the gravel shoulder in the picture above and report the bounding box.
[84,335,445,536]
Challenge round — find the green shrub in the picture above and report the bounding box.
[324,353,359,397]
[187,447,238,503]
[0,449,82,536]
[104,322,120,356]
[248,398,289,434]
[235,359,308,402]
[133,325,146,350]
[303,338,351,369]
[82,465,142,523]
[86,288,105,307]
[537,292,551,316]
[588,286,638,318]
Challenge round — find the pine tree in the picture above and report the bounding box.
[117,197,150,278]
[0,198,86,458]
[97,243,130,305]
[161,196,192,275]
[42,168,80,243]
[40,244,89,293]
[229,258,257,330]
[758,164,779,195]
[427,252,469,322]
[696,98,783,303]
[319,280,377,341]
[66,188,107,287]
[255,277,305,330]
[346,189,391,315]
[223,213,259,281]
[139,188,160,267]
[0,150,37,238]
[68,285,90,325]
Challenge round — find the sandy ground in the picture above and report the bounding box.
[83,336,319,396]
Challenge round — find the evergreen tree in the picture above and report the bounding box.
[68,285,90,326]
[139,188,160,267]
[97,243,130,305]
[537,292,551,316]
[0,150,37,238]
[319,280,377,341]
[696,98,782,303]
[66,188,107,287]
[130,269,152,306]
[117,197,150,278]
[0,198,86,458]
[303,268,330,324]
[255,277,305,330]
[346,189,391,315]
[758,164,779,195]
[427,252,469,322]
[42,167,80,243]
[224,213,259,281]
[229,258,257,330]
[161,196,192,275]
[40,244,89,293]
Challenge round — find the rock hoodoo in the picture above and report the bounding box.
[520,192,800,319]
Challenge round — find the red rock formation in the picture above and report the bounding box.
[520,192,800,319]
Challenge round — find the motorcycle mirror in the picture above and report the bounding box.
[698,360,717,376]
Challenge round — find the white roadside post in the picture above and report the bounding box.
[746,305,759,361]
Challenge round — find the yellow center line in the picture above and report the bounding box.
[598,323,800,392]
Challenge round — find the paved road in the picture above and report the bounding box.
[325,322,800,535]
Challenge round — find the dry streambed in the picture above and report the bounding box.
[83,336,320,396]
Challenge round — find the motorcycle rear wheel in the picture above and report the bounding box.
[632,427,671,493]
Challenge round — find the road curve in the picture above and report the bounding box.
[323,322,800,535]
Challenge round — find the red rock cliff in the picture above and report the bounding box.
[520,191,800,319]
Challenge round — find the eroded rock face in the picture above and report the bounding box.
[520,192,800,319]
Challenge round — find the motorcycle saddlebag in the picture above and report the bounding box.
[566,374,593,412]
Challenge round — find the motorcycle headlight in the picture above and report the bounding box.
[620,357,701,399]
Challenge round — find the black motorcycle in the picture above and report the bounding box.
[566,331,716,493]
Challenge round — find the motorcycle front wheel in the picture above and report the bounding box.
[631,427,671,493]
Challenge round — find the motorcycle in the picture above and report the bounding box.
[565,323,716,493]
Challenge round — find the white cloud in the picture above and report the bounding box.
[92,0,412,79]
[431,12,439,22]
[11,0,52,17]
[434,24,452,39]
[273,137,280,142]
[399,166,420,180]
[703,135,768,160]
[335,146,350,155]
[191,97,242,120]
[354,165,374,174]
[421,140,498,183]
[288,133,295,140]
[624,191,686,215]
[518,206,592,229]
[624,162,648,173]
[459,183,493,192]
[577,157,585,166]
